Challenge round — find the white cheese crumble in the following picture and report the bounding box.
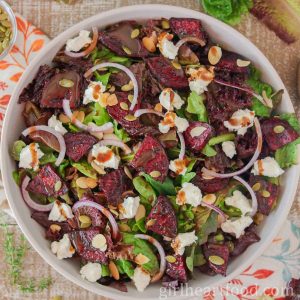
[48,115,68,135]
[48,201,74,222]
[186,66,214,95]
[119,196,140,219]
[158,112,189,134]
[221,216,253,238]
[80,262,102,283]
[251,156,284,177]
[159,88,184,111]
[169,158,188,175]
[222,141,237,159]
[176,182,202,207]
[133,267,151,292]
[225,190,252,216]
[171,231,198,255]
[157,32,178,60]
[66,30,92,52]
[19,143,44,171]
[224,109,255,135]
[83,81,107,105]
[51,234,75,260]
[92,144,120,169]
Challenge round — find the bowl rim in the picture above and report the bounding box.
[1,4,299,299]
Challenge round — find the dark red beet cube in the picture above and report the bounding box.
[146,56,189,90]
[216,50,250,74]
[27,164,68,197]
[262,118,299,151]
[235,129,257,159]
[203,243,230,276]
[146,196,177,238]
[166,254,188,283]
[192,171,229,193]
[131,135,169,182]
[99,168,131,206]
[183,121,214,152]
[64,132,97,162]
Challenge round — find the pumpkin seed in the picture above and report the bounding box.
[122,45,132,55]
[51,296,62,300]
[128,94,134,102]
[109,261,120,280]
[119,223,131,232]
[124,114,137,121]
[120,102,129,111]
[121,82,134,92]
[261,190,271,198]
[254,212,264,225]
[161,19,170,29]
[0,13,8,21]
[79,215,92,228]
[149,170,161,178]
[0,25,6,32]
[2,37,8,48]
[131,28,140,39]
[172,61,182,70]
[2,20,11,28]
[59,79,74,88]
[54,180,62,192]
[252,182,261,191]
[165,255,176,263]
[273,125,285,134]
[208,255,225,265]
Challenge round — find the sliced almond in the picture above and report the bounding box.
[110,208,119,217]
[146,219,156,227]
[92,234,107,251]
[135,204,146,221]
[59,113,70,124]
[108,85,116,93]
[208,46,222,65]
[72,110,85,123]
[90,131,104,140]
[50,224,61,233]
[154,103,163,112]
[142,35,157,52]
[107,94,118,106]
[149,170,161,178]
[202,173,215,180]
[109,261,120,280]
[120,102,129,111]
[119,223,131,232]
[262,90,273,108]
[172,61,182,70]
[135,253,150,265]
[124,114,137,121]
[86,178,98,188]
[190,126,206,137]
[91,160,106,175]
[124,166,133,180]
[121,81,134,92]
[76,177,89,189]
[202,194,216,205]
[236,59,251,67]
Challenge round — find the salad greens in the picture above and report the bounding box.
[142,174,176,196]
[275,137,300,169]
[186,91,208,122]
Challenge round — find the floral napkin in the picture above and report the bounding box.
[0,13,299,300]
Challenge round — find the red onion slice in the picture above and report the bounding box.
[22,125,66,166]
[96,139,132,154]
[64,27,98,58]
[84,62,139,111]
[134,234,166,283]
[72,199,119,240]
[21,176,54,212]
[201,201,227,223]
[202,117,262,178]
[175,36,206,48]
[214,78,266,106]
[62,99,113,133]
[177,132,186,160]
[134,109,164,118]
[233,175,258,217]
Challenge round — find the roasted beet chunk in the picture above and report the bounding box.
[131,135,169,182]
[216,50,250,74]
[69,228,110,263]
[74,197,107,230]
[166,255,188,283]
[203,243,229,276]
[235,129,257,159]
[99,21,149,58]
[183,121,213,152]
[192,171,229,193]
[146,196,177,238]
[146,57,189,90]
[64,132,97,162]
[262,118,299,151]
[27,164,68,197]
[169,18,207,44]
[99,168,131,206]
[204,148,231,173]
[249,175,280,215]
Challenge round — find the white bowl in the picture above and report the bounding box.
[1,5,299,299]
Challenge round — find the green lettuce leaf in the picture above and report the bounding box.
[113,120,130,142]
[115,260,134,278]
[201,144,217,157]
[280,113,300,133]
[58,159,70,178]
[133,176,157,204]
[122,233,159,275]
[128,217,147,233]
[91,46,131,66]
[186,91,208,122]
[101,264,110,277]
[208,133,235,146]
[180,172,196,185]
[143,174,176,196]
[275,137,300,169]
[84,102,111,126]
[39,153,57,165]
[11,140,26,161]
[94,71,111,86]
[71,160,97,179]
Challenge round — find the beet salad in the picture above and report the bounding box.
[11,17,300,292]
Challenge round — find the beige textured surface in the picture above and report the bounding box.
[0,0,299,299]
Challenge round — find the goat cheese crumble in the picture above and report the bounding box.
[119,196,140,219]
[66,30,92,52]
[19,143,44,171]
[171,231,198,255]
[251,156,284,177]
[157,32,178,60]
[222,141,237,159]
[48,201,74,222]
[48,115,68,135]
[169,158,188,175]
[224,109,255,135]
[80,262,102,282]
[159,88,184,111]
[186,66,214,95]
[176,182,202,207]
[83,81,107,105]
[51,234,75,259]
[159,112,189,134]
[92,144,120,169]
[133,267,151,292]
[221,216,253,238]
[225,190,252,216]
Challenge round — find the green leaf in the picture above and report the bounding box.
[201,144,217,157]
[67,123,80,133]
[115,260,134,278]
[185,244,196,272]
[251,98,271,117]
[12,170,21,185]
[133,176,157,204]
[58,159,70,178]
[113,120,130,143]
[180,172,196,185]
[186,91,208,122]
[11,140,26,161]
[193,247,206,267]
[143,174,176,196]
[94,71,110,86]
[122,233,159,275]
[101,264,110,277]
[84,102,111,126]
[275,137,300,168]
[71,160,97,179]
[217,194,242,218]
[208,133,235,146]
[91,46,131,66]
[130,217,147,233]
[39,153,57,165]
[280,113,300,133]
